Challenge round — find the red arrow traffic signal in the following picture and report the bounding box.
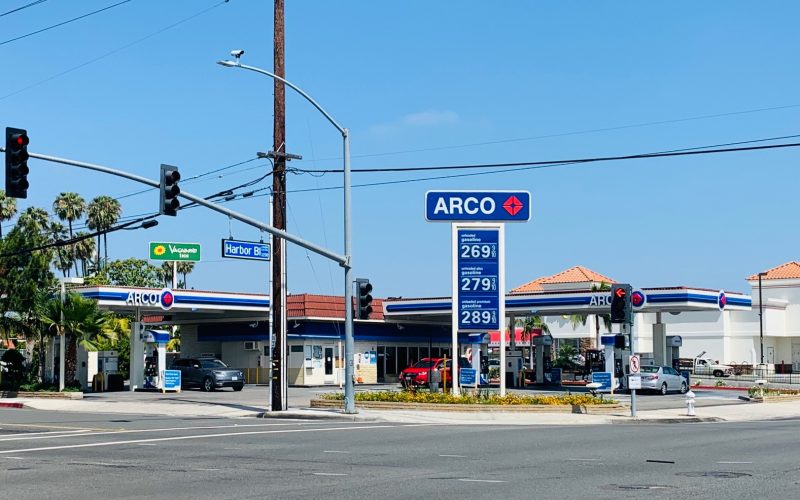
[615,287,626,298]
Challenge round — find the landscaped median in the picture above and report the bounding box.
[747,386,800,403]
[311,391,624,414]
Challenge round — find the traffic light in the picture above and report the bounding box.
[5,127,29,199]
[159,164,181,216]
[610,283,632,324]
[356,278,373,320]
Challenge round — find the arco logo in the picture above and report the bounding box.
[160,289,175,310]
[718,291,726,311]
[631,291,645,308]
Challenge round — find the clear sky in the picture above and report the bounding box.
[2,0,799,298]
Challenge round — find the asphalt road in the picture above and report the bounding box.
[80,383,747,413]
[1,408,798,499]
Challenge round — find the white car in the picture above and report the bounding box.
[638,365,689,395]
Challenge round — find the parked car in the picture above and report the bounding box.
[638,365,688,395]
[171,358,245,392]
[399,357,472,388]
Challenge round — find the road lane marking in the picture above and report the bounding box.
[439,454,467,458]
[323,450,351,454]
[0,424,439,454]
[0,422,319,442]
[0,430,93,441]
[3,457,25,460]
[567,458,601,461]
[717,461,753,464]
[458,479,505,483]
[313,473,347,476]
[136,443,157,446]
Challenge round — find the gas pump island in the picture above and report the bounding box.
[425,190,531,396]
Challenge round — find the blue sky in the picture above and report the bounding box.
[2,1,799,298]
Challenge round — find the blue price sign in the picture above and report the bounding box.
[426,190,531,222]
[591,371,612,392]
[163,369,181,391]
[460,368,477,388]
[221,239,271,261]
[457,228,500,330]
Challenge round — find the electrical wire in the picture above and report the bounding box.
[0,0,132,47]
[0,0,48,17]
[295,137,800,174]
[0,0,228,101]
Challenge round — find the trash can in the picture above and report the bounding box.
[429,369,441,393]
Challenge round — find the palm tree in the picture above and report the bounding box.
[161,261,175,287]
[592,282,613,347]
[49,222,73,277]
[177,261,195,288]
[41,292,117,385]
[517,315,550,370]
[87,195,122,267]
[0,190,17,239]
[53,192,86,276]
[17,207,50,233]
[72,232,96,277]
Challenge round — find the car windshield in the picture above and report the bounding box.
[413,360,436,368]
[200,359,228,369]
[640,366,659,373]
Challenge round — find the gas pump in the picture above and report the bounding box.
[506,350,523,388]
[667,335,682,369]
[141,330,169,390]
[533,335,553,384]
[613,334,630,390]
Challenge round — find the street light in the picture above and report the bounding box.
[59,276,84,391]
[217,55,357,414]
[758,271,767,365]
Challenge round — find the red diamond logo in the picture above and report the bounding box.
[502,196,523,216]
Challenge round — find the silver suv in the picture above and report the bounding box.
[171,358,245,392]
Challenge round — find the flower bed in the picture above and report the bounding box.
[321,391,615,406]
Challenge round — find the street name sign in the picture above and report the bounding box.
[455,227,501,331]
[149,242,201,262]
[221,239,271,261]
[425,190,531,222]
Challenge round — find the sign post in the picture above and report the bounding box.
[628,353,640,417]
[426,190,531,398]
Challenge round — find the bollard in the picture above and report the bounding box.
[685,390,696,416]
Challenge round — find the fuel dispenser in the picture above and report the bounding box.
[141,330,169,390]
[533,335,553,384]
[667,335,682,369]
[506,350,524,388]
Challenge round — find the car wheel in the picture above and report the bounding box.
[202,377,215,392]
[680,382,688,394]
[660,382,668,396]
[713,370,723,377]
[233,384,244,392]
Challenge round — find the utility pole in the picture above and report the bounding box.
[271,0,287,412]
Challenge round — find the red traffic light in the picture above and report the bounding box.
[614,287,627,298]
[14,133,28,146]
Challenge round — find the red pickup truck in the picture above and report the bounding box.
[399,357,472,388]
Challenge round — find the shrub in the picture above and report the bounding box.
[321,391,615,405]
[715,380,726,387]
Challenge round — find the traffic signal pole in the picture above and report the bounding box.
[19,150,347,265]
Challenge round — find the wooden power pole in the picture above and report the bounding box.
[271,0,287,411]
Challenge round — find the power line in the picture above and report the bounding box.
[311,104,800,162]
[0,0,48,17]
[297,137,800,175]
[0,0,132,47]
[0,0,228,101]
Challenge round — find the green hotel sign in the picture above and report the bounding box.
[149,242,201,262]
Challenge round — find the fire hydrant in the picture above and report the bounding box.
[685,390,696,416]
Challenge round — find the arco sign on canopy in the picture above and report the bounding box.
[149,241,201,262]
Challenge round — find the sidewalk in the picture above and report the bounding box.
[8,396,800,425]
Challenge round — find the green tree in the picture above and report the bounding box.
[87,195,122,267]
[73,232,96,277]
[160,261,175,287]
[49,221,73,278]
[96,316,131,379]
[0,190,17,239]
[177,261,195,289]
[105,258,163,288]
[41,293,117,384]
[53,192,86,276]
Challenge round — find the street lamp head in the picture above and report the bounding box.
[217,60,236,67]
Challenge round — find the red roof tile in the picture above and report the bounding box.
[287,294,384,320]
[511,265,615,293]
[747,261,800,281]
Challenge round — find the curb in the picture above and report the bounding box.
[0,402,24,409]
[257,410,373,421]
[611,416,724,424]
[310,399,624,414]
